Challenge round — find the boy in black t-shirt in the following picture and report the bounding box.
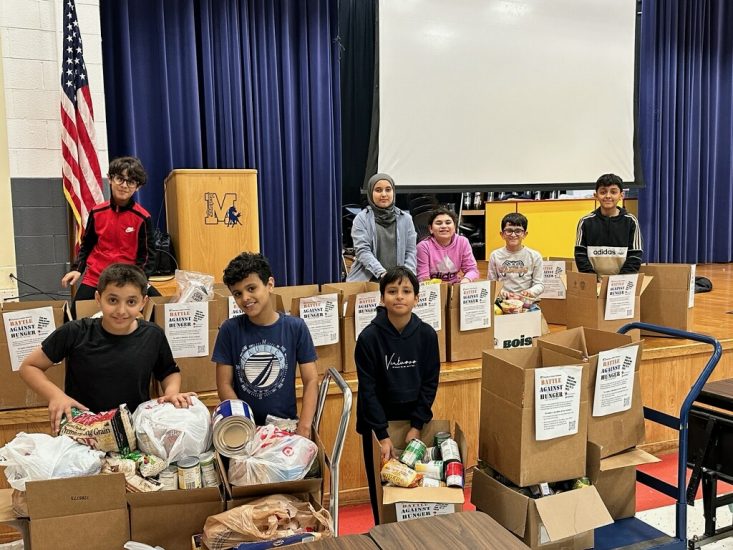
[20,263,195,434]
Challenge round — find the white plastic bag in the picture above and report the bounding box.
[228,425,318,486]
[132,397,212,464]
[173,269,214,303]
[0,433,104,491]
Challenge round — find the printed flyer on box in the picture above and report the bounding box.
[604,273,638,321]
[228,296,244,318]
[394,502,455,522]
[540,261,567,299]
[354,291,381,339]
[459,281,492,331]
[164,302,209,358]
[413,283,442,331]
[593,345,639,417]
[534,365,583,441]
[3,306,57,371]
[689,264,696,308]
[299,293,339,347]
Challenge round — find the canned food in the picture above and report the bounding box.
[177,456,202,489]
[434,431,451,448]
[199,451,219,488]
[415,460,444,481]
[439,438,461,463]
[212,399,256,458]
[445,461,464,488]
[158,464,178,491]
[420,477,442,488]
[399,439,427,468]
[421,446,441,462]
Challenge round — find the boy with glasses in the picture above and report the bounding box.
[488,212,544,299]
[62,156,160,316]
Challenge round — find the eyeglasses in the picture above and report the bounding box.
[502,228,525,236]
[111,176,139,189]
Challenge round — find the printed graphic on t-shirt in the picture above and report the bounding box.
[587,246,627,276]
[384,353,417,370]
[432,255,458,282]
[499,259,529,280]
[237,341,288,398]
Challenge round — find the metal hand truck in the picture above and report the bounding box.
[313,367,353,536]
[595,322,722,549]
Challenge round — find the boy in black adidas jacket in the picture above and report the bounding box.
[355,266,440,524]
[575,173,643,276]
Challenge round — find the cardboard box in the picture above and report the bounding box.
[565,271,652,339]
[372,420,466,524]
[446,281,494,361]
[127,486,224,549]
[321,282,379,373]
[539,258,575,325]
[275,286,342,374]
[640,263,695,333]
[586,443,659,520]
[0,474,130,550]
[479,347,590,486]
[217,434,325,510]
[471,466,613,549]
[537,327,645,458]
[0,300,68,410]
[152,296,226,393]
[493,310,545,349]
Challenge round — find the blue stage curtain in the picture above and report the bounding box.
[101,0,342,285]
[638,0,733,263]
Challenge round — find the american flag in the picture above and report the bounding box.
[60,0,104,243]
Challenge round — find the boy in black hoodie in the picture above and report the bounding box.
[355,266,440,524]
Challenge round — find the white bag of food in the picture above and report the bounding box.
[132,396,212,464]
[228,425,318,486]
[0,432,104,491]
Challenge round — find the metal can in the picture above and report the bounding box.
[421,477,442,488]
[158,464,178,491]
[399,438,427,468]
[421,446,441,462]
[439,438,461,463]
[212,399,256,458]
[199,451,219,488]
[177,456,202,489]
[434,431,451,448]
[445,461,464,488]
[415,460,444,481]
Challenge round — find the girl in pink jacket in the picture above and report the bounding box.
[416,208,479,283]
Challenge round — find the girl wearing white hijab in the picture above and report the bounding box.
[346,173,417,281]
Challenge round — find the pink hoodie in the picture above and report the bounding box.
[416,235,480,283]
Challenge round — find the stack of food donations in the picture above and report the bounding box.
[472,326,660,549]
[372,420,467,524]
[0,396,330,549]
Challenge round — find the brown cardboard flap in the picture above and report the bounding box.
[0,488,15,522]
[271,285,320,313]
[482,347,538,402]
[30,507,129,550]
[471,468,529,538]
[599,448,660,472]
[382,486,464,505]
[25,473,126,519]
[566,272,599,299]
[641,264,693,291]
[533,486,613,542]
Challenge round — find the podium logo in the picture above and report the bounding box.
[205,192,243,227]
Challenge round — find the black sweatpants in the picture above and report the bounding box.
[362,432,381,525]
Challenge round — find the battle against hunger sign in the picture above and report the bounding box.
[354,291,380,339]
[299,294,339,347]
[593,345,639,417]
[413,283,442,331]
[539,260,566,299]
[459,281,492,331]
[604,274,638,320]
[3,307,57,371]
[164,302,209,358]
[534,365,583,441]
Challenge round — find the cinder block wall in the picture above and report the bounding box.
[1,0,108,300]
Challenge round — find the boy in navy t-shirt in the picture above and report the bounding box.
[212,252,319,437]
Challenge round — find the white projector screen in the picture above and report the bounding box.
[377,0,638,189]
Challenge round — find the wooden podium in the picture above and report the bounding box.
[165,169,259,281]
